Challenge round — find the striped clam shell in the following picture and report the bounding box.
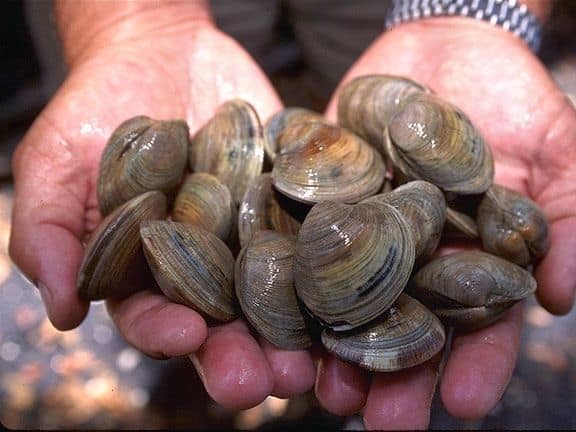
[140,221,237,322]
[235,231,311,350]
[272,122,385,204]
[77,191,167,301]
[189,99,265,205]
[383,92,494,195]
[97,116,188,216]
[408,250,537,330]
[295,201,415,331]
[321,294,446,372]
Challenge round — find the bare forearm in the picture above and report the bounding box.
[55,0,214,66]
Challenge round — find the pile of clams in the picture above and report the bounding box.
[77,75,549,373]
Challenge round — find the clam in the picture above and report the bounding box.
[237,173,304,248]
[338,74,430,152]
[295,201,415,331]
[235,230,311,350]
[189,99,265,205]
[264,107,324,164]
[97,116,188,216]
[77,191,167,301]
[362,180,446,265]
[477,185,549,266]
[173,173,236,243]
[408,250,537,330]
[272,122,385,204]
[321,294,445,372]
[140,221,237,322]
[383,92,494,195]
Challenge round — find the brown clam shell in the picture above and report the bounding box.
[321,294,446,372]
[97,116,188,216]
[235,231,311,350]
[77,190,167,301]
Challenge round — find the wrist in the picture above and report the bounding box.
[55,0,215,68]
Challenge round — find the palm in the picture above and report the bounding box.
[322,22,576,428]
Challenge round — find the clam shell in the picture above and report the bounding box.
[173,173,236,243]
[97,116,188,216]
[321,294,445,372]
[408,250,537,330]
[77,191,167,300]
[235,231,312,350]
[295,201,415,331]
[189,99,265,205]
[362,180,446,264]
[272,122,385,204]
[140,221,237,322]
[384,92,494,194]
[338,74,430,152]
[237,173,304,248]
[264,107,324,164]
[477,185,550,266]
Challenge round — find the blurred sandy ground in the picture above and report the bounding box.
[2,0,576,429]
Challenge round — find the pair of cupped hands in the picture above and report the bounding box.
[9,14,576,429]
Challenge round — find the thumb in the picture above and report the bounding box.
[9,115,92,330]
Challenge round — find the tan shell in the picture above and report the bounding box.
[189,99,265,205]
[362,180,446,265]
[477,185,550,266]
[272,122,385,204]
[140,221,237,322]
[384,92,494,195]
[408,250,537,330]
[77,191,167,301]
[264,107,324,164]
[321,294,445,372]
[338,74,430,152]
[97,116,188,216]
[237,173,304,248]
[173,173,236,243]
[235,231,312,350]
[295,201,415,331]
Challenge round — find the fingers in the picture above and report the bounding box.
[190,320,274,410]
[9,120,91,330]
[315,354,371,416]
[106,290,207,358]
[440,303,523,419]
[363,360,439,430]
[535,217,576,315]
[260,339,316,399]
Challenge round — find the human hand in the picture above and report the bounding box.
[323,18,576,428]
[9,5,315,410]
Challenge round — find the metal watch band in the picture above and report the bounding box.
[384,0,543,53]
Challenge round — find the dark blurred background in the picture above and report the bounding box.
[1,0,576,429]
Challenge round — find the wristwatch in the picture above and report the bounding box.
[384,0,543,53]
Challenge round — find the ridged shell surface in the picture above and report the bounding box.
[338,74,429,152]
[189,99,264,205]
[264,107,324,163]
[235,231,311,350]
[173,173,236,242]
[321,294,445,371]
[237,173,303,248]
[295,201,415,331]
[384,93,494,194]
[477,185,550,266]
[409,250,537,330]
[77,191,167,300]
[362,180,446,264]
[140,221,237,322]
[272,122,385,204]
[97,116,188,216]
